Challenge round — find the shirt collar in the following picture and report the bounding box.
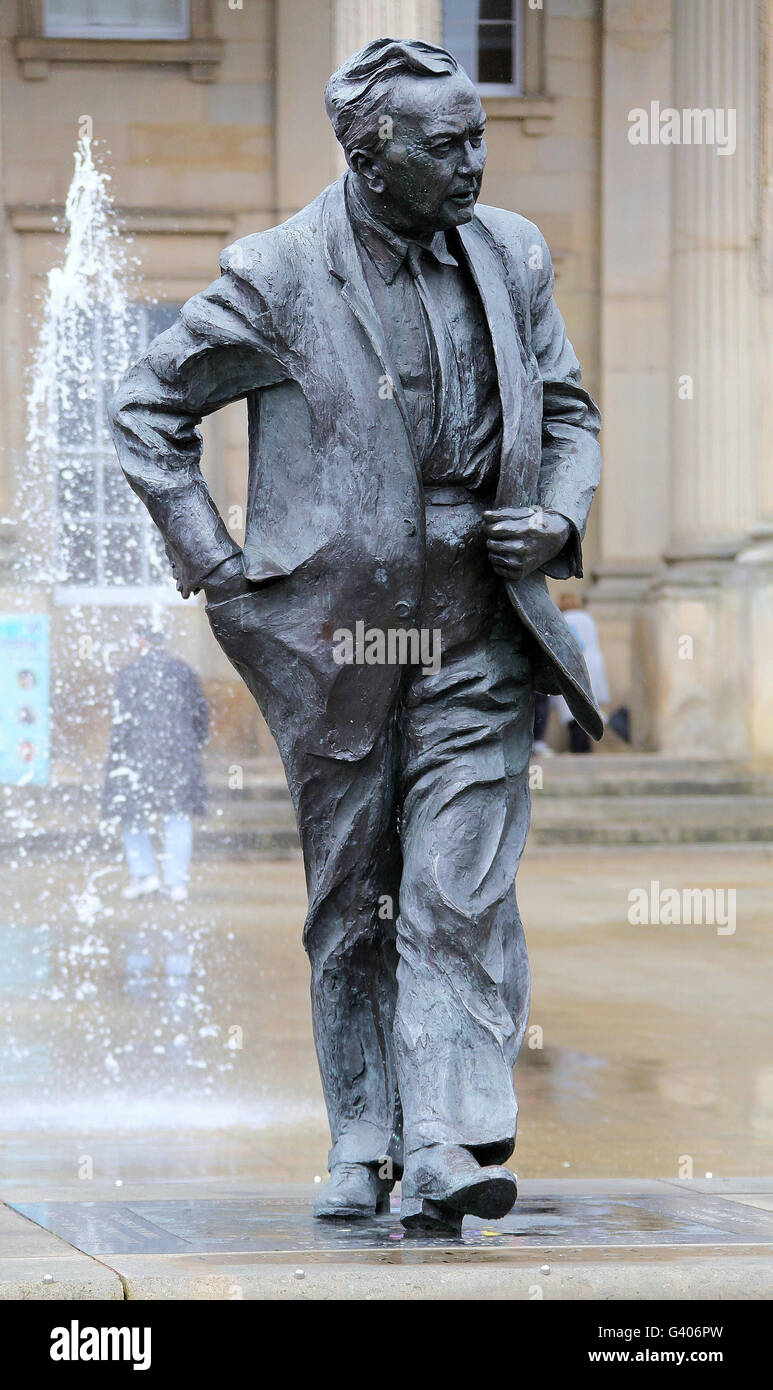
[345,175,459,283]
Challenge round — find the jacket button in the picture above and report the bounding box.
[394,600,411,617]
[403,518,416,536]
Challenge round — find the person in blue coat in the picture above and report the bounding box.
[102,627,209,903]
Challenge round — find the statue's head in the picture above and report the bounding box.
[325,38,486,236]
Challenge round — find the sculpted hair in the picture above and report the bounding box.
[325,37,460,162]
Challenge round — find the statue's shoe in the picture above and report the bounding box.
[400,1144,517,1235]
[313,1163,392,1220]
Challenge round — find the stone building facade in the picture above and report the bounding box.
[0,0,769,767]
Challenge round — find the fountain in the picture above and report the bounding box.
[0,133,268,1144]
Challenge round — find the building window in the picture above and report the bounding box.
[55,304,181,593]
[43,0,190,41]
[443,0,522,95]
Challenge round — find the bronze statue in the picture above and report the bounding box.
[110,38,601,1235]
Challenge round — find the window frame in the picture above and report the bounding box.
[42,0,190,41]
[53,301,182,605]
[16,0,221,82]
[443,0,553,134]
[443,0,523,97]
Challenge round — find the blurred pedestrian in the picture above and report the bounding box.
[532,692,553,757]
[102,626,209,902]
[552,593,609,754]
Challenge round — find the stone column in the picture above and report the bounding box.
[733,0,773,755]
[593,0,673,745]
[667,0,760,558]
[648,0,763,756]
[274,0,339,223]
[333,0,442,64]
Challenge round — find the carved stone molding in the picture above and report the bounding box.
[14,0,222,82]
[483,95,554,134]
[8,206,236,236]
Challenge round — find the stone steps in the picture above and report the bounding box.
[3,754,773,854]
[530,793,773,845]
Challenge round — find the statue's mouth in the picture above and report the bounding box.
[448,187,477,206]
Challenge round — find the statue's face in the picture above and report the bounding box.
[358,72,487,235]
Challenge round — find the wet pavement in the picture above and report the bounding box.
[2,840,772,1296]
[1,841,771,1192]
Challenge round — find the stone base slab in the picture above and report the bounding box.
[5,1179,773,1300]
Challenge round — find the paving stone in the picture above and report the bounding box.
[0,1203,123,1300]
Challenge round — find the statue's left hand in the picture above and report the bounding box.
[483,507,571,582]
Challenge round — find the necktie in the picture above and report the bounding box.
[405,243,454,462]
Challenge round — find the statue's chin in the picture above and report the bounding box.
[397,197,478,238]
[437,196,478,229]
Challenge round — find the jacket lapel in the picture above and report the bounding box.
[456,218,521,465]
[322,179,419,474]
[457,217,537,508]
[458,219,600,737]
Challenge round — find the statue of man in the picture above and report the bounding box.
[110,38,601,1235]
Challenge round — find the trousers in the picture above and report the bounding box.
[212,491,535,1168]
[122,814,193,889]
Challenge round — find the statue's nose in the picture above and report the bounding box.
[459,143,485,176]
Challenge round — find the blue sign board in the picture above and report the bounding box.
[0,614,50,785]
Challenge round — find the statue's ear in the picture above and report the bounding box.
[348,149,385,192]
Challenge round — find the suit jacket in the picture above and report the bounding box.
[109,176,603,757]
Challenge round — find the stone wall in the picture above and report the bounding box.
[4,2,765,762]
